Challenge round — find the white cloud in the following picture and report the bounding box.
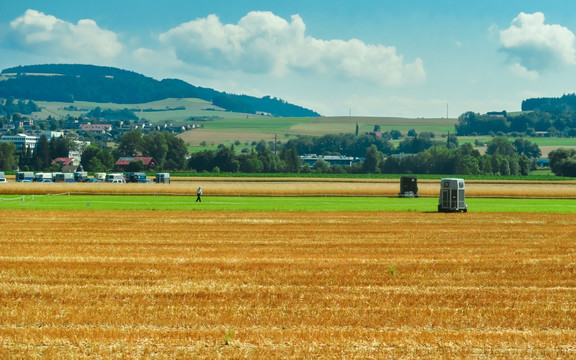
[508,63,539,80]
[7,9,123,59]
[159,11,425,86]
[499,12,576,72]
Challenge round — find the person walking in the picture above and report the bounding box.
[196,186,202,202]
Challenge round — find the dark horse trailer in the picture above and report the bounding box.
[399,176,418,197]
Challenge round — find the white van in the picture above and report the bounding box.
[105,173,124,183]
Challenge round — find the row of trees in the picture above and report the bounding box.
[186,136,540,176]
[0,126,544,176]
[0,97,39,116]
[371,144,534,176]
[80,130,188,172]
[188,143,300,173]
[456,109,576,137]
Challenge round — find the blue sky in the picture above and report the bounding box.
[2,1,576,118]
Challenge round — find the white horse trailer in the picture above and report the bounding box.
[438,178,467,212]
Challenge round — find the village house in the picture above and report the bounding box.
[80,124,113,133]
[51,157,80,172]
[114,156,157,170]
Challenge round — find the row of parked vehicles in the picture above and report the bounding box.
[12,171,171,184]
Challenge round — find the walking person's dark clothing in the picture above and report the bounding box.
[196,187,202,202]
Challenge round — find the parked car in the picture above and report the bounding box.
[86,178,103,183]
[0,178,7,183]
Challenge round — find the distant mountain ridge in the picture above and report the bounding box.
[0,64,320,117]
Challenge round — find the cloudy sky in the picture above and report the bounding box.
[2,1,576,118]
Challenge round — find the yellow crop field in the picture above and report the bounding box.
[1,210,575,358]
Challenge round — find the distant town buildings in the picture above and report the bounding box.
[80,124,112,133]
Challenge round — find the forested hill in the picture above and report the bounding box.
[0,64,320,117]
[521,93,576,113]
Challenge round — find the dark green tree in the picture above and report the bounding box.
[164,133,188,170]
[0,142,17,170]
[486,136,515,156]
[363,145,383,173]
[126,160,145,172]
[280,146,300,173]
[549,148,576,177]
[142,132,168,167]
[32,135,51,170]
[513,138,541,158]
[117,129,143,156]
[213,145,240,172]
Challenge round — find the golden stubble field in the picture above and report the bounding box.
[1,210,575,358]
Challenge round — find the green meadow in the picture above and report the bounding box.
[1,194,576,213]
[35,98,260,122]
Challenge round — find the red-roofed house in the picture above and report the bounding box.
[52,157,79,172]
[115,156,157,170]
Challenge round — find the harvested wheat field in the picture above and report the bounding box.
[1,210,575,358]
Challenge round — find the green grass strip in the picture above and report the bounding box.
[2,194,576,213]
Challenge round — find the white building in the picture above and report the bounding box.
[0,134,38,154]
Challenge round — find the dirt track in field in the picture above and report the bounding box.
[1,210,575,358]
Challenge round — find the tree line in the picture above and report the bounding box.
[457,93,576,137]
[2,127,545,177]
[0,97,40,116]
[455,111,576,137]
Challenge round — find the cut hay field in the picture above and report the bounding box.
[178,115,456,146]
[1,211,575,358]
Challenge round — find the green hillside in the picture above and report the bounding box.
[33,98,264,123]
[0,64,320,117]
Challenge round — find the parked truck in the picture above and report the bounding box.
[74,171,88,182]
[155,173,171,184]
[126,172,150,183]
[54,173,75,183]
[15,171,34,182]
[34,173,53,182]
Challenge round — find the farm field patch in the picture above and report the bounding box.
[2,179,576,212]
[1,211,575,358]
